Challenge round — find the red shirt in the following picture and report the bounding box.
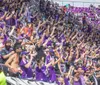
[24,27,33,37]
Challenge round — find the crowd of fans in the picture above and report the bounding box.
[0,0,100,85]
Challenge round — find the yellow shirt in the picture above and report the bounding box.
[0,71,7,85]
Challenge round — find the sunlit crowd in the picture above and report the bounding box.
[0,0,100,85]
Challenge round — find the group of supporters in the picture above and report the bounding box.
[0,0,100,85]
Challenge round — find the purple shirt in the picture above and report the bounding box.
[64,78,70,85]
[45,55,56,82]
[20,59,33,79]
[48,66,56,82]
[35,66,47,81]
[47,40,52,46]
[74,79,82,85]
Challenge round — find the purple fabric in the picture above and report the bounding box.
[0,12,4,17]
[20,59,33,78]
[21,51,29,55]
[57,81,61,85]
[82,66,87,72]
[5,18,11,26]
[0,24,4,28]
[5,17,16,26]
[64,78,69,85]
[80,75,86,85]
[47,40,52,46]
[17,36,24,40]
[35,66,47,81]
[3,35,7,44]
[43,35,49,42]
[45,55,56,82]
[48,66,56,82]
[45,55,50,64]
[74,79,82,85]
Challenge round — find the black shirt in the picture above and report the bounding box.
[35,45,46,61]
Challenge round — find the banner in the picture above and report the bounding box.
[6,77,57,85]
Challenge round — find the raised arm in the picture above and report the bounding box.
[5,11,15,20]
[2,51,15,59]
[38,32,46,45]
[46,57,61,68]
[67,66,74,78]
[37,20,47,29]
[5,54,15,68]
[52,58,61,66]
[71,32,78,40]
[0,12,7,20]
[45,61,52,68]
[76,47,79,59]
[68,48,73,62]
[50,26,56,37]
[69,31,76,39]
[19,2,25,16]
[24,54,33,68]
[43,37,51,47]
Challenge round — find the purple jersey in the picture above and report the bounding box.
[46,55,56,82]
[20,59,33,79]
[74,79,82,85]
[35,66,47,81]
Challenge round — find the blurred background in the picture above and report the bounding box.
[49,0,100,7]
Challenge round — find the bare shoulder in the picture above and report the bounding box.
[11,53,17,58]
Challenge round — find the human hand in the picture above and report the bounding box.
[9,67,17,73]
[30,55,34,60]
[18,68,23,74]
[10,51,15,55]
[12,11,15,15]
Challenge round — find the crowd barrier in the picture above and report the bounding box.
[6,75,98,85]
[6,77,56,85]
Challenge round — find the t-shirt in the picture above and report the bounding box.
[0,48,13,63]
[35,45,46,61]
[20,59,33,78]
[0,71,7,85]
[24,27,33,37]
[5,17,16,26]
[35,66,47,81]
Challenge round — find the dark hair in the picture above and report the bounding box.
[5,40,11,44]
[37,59,41,62]
[13,43,22,52]
[96,64,100,68]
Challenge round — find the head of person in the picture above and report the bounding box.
[37,59,42,67]
[5,40,11,51]
[17,37,23,44]
[13,44,22,55]
[21,51,29,59]
[28,23,32,28]
[45,49,50,56]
